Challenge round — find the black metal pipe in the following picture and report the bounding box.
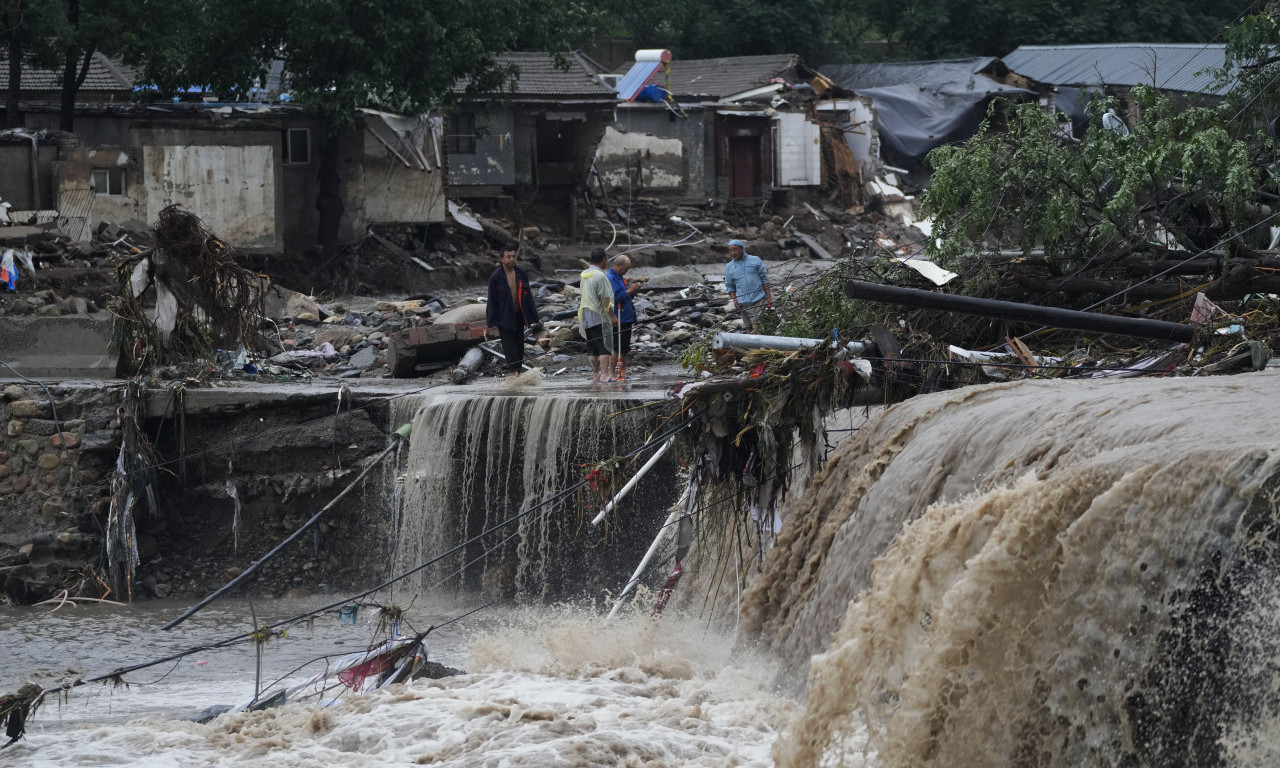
[845,280,1195,343]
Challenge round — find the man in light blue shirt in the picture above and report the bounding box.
[724,239,772,327]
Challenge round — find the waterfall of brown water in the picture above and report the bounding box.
[390,393,677,602]
[741,374,1280,767]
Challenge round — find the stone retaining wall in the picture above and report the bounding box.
[1,383,121,602]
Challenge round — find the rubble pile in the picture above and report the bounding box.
[195,191,929,382]
[0,221,146,317]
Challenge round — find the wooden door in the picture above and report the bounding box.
[729,136,760,198]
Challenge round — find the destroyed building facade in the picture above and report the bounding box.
[821,57,1043,180]
[2,58,446,253]
[596,53,877,208]
[445,51,617,239]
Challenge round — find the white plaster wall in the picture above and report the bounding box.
[357,130,446,226]
[775,113,821,186]
[818,99,877,174]
[594,125,684,189]
[143,145,277,249]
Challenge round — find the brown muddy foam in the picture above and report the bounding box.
[741,373,1280,766]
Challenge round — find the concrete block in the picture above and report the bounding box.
[1,315,116,377]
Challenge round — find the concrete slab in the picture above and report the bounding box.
[0,313,117,378]
[1,363,689,418]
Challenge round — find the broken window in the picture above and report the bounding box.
[282,128,311,164]
[91,169,125,196]
[447,112,477,155]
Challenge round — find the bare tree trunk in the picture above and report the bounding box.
[59,47,93,133]
[57,0,94,132]
[5,0,21,128]
[316,129,345,260]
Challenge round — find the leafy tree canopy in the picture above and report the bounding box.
[601,0,1246,63]
[923,87,1261,268]
[859,0,1246,61]
[154,0,600,131]
[923,3,1278,273]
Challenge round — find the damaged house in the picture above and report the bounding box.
[820,58,1042,182]
[595,53,872,208]
[1,58,446,255]
[445,51,617,238]
[1001,43,1233,137]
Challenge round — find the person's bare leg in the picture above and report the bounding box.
[597,355,612,382]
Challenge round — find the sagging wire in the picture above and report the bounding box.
[60,405,708,695]
[613,218,707,257]
[0,356,63,439]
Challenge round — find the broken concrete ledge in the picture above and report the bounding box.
[1,314,117,378]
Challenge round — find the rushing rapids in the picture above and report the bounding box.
[10,372,1280,767]
[743,372,1280,767]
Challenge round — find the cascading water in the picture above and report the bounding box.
[735,373,1280,767]
[389,392,679,603]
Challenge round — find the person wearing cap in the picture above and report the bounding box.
[724,239,772,328]
[486,247,539,376]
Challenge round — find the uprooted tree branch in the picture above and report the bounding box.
[109,204,269,377]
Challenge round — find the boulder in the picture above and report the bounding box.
[349,347,379,369]
[434,303,490,325]
[643,268,705,290]
[264,285,322,321]
[314,326,365,349]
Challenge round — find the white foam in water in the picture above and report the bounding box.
[9,608,799,767]
[21,373,1280,766]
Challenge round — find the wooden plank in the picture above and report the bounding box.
[796,233,833,260]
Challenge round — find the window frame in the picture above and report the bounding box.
[91,168,125,197]
[447,112,478,155]
[282,127,311,165]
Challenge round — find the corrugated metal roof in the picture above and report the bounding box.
[1002,44,1231,95]
[0,51,134,95]
[821,58,1001,91]
[660,54,800,100]
[456,51,614,98]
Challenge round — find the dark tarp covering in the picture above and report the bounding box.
[854,81,1031,167]
[1052,85,1104,139]
[822,59,1032,169]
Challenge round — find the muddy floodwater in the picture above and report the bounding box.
[2,598,797,767]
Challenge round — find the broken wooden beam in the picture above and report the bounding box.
[795,233,834,260]
[845,279,1196,343]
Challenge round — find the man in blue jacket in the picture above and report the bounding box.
[486,248,539,375]
[724,239,772,328]
[607,254,642,380]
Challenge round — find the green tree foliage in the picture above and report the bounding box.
[600,0,865,62]
[168,0,599,128]
[598,0,1242,65]
[924,87,1259,266]
[3,0,189,130]
[860,0,1245,60]
[852,4,1279,274]
[1219,2,1280,132]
